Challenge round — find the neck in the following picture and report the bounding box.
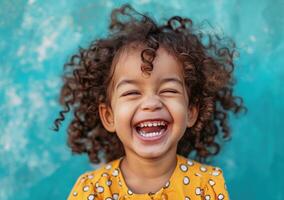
[120,149,177,181]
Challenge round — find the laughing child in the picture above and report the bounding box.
[53,3,246,200]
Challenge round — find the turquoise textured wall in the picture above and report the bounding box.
[0,0,283,199]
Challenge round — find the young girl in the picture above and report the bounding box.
[53,4,245,200]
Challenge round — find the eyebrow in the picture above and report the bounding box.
[115,77,184,90]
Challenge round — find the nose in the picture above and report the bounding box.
[140,94,163,111]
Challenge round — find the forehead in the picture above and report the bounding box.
[112,45,184,87]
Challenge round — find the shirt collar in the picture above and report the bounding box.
[110,155,184,199]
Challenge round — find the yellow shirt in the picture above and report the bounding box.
[68,154,230,200]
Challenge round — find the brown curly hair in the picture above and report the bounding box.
[52,4,246,164]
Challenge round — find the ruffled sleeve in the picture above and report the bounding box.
[202,167,230,200]
[67,171,99,200]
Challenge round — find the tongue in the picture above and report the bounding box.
[138,126,164,133]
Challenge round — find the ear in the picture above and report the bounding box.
[186,105,199,128]
[98,103,116,133]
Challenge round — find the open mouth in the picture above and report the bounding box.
[134,121,169,140]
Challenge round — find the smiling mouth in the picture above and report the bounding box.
[135,123,168,139]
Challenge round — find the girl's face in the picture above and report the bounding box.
[99,45,198,159]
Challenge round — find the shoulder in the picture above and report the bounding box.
[67,158,121,200]
[177,154,224,177]
[177,155,229,199]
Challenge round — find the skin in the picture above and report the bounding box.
[99,45,198,194]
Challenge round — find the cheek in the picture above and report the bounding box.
[113,102,136,128]
[166,97,188,112]
[166,98,189,126]
[112,101,139,144]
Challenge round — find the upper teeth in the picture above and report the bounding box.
[136,121,167,128]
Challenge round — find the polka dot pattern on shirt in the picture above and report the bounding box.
[68,155,230,200]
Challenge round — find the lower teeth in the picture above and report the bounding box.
[138,130,163,138]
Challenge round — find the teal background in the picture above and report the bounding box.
[0,0,283,199]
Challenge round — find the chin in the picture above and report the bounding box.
[134,146,172,160]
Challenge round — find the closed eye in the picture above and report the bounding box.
[161,90,179,93]
[121,91,140,96]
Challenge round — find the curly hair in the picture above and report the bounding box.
[52,4,246,164]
